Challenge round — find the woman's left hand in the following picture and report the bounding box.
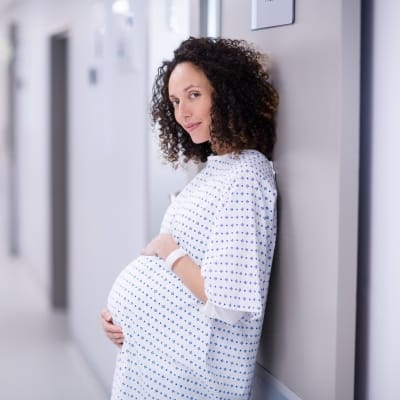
[141,233,179,260]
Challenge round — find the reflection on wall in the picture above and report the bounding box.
[147,0,191,239]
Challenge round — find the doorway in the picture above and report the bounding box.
[50,32,69,309]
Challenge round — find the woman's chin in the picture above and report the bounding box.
[188,135,210,145]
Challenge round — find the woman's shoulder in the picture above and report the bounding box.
[206,150,276,199]
[203,149,276,191]
[232,150,275,181]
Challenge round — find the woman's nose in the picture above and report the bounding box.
[177,101,191,119]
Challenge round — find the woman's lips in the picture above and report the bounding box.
[185,122,201,133]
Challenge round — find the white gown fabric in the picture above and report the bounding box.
[107,150,277,400]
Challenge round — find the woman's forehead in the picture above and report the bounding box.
[168,62,212,93]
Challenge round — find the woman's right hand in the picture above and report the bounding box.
[101,308,124,348]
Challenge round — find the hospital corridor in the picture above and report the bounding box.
[0,248,108,399]
[1,0,400,399]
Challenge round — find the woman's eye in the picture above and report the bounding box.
[170,99,179,107]
[189,92,200,99]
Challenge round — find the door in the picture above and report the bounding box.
[50,32,69,309]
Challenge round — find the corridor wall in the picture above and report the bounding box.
[0,0,149,390]
[219,1,360,399]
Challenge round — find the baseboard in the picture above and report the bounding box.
[252,363,302,400]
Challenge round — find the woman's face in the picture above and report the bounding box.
[168,62,213,144]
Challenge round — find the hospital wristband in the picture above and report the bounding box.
[165,248,187,270]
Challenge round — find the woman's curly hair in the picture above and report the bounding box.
[151,37,279,165]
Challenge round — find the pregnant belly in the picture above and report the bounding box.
[106,255,211,374]
[107,255,164,328]
[107,255,205,330]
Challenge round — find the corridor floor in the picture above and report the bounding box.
[0,251,109,400]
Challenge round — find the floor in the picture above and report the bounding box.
[0,250,109,400]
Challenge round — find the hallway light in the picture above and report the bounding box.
[112,0,130,16]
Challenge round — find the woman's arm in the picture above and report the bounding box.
[170,255,207,303]
[141,233,207,303]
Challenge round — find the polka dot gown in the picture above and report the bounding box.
[107,150,277,399]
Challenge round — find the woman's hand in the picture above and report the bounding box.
[142,233,207,303]
[101,308,124,348]
[141,233,179,260]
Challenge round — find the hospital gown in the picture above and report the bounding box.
[107,149,277,399]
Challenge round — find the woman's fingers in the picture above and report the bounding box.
[100,307,124,347]
[101,308,112,321]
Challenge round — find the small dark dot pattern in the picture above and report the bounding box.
[107,150,277,399]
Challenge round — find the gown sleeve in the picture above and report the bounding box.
[201,171,277,322]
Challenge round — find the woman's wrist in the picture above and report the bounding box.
[165,247,187,269]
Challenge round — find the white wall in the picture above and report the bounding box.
[68,0,149,388]
[220,1,360,399]
[365,1,400,398]
[0,0,87,287]
[0,0,149,392]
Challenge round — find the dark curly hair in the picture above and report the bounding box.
[151,37,279,165]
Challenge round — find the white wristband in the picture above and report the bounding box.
[165,247,187,270]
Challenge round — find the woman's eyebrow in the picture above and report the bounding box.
[169,84,201,98]
[183,84,200,92]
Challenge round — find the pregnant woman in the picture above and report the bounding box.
[101,37,279,400]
